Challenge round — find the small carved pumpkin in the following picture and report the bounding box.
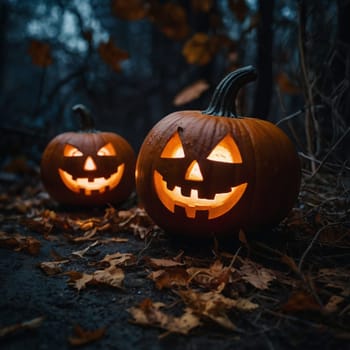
[136,66,301,237]
[41,105,135,206]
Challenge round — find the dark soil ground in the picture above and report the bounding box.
[0,159,349,350]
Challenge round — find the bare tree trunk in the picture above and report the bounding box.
[253,0,274,118]
[0,3,9,95]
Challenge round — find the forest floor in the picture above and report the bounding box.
[0,157,349,350]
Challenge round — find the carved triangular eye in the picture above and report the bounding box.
[64,144,83,157]
[207,135,242,163]
[161,132,185,158]
[97,143,116,156]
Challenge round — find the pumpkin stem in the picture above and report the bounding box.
[203,66,257,117]
[72,104,95,131]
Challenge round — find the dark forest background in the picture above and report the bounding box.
[0,0,349,171]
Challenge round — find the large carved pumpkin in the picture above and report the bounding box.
[136,66,301,237]
[41,105,135,206]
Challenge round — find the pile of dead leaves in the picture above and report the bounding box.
[0,162,349,344]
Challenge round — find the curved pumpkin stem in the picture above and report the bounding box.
[203,66,257,118]
[72,104,95,131]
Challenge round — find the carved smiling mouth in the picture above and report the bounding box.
[58,164,124,196]
[153,170,247,219]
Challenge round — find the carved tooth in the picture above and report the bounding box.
[99,187,106,194]
[88,177,94,183]
[184,206,197,218]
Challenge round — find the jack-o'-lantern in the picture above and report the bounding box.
[136,66,301,237]
[41,105,135,206]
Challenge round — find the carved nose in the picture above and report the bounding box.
[185,161,203,181]
[84,156,97,171]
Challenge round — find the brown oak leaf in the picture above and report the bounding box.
[239,260,276,290]
[128,298,201,335]
[66,266,125,291]
[178,290,258,330]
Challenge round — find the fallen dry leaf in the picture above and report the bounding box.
[239,260,276,290]
[128,298,201,335]
[38,260,69,276]
[178,290,236,330]
[145,256,184,269]
[93,266,125,288]
[173,80,210,106]
[66,266,125,291]
[66,271,94,291]
[186,260,233,290]
[148,268,189,290]
[177,290,258,330]
[117,207,155,239]
[0,231,41,255]
[0,316,45,338]
[68,325,106,346]
[98,252,136,267]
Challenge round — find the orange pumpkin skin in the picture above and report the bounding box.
[136,67,301,237]
[41,106,135,206]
